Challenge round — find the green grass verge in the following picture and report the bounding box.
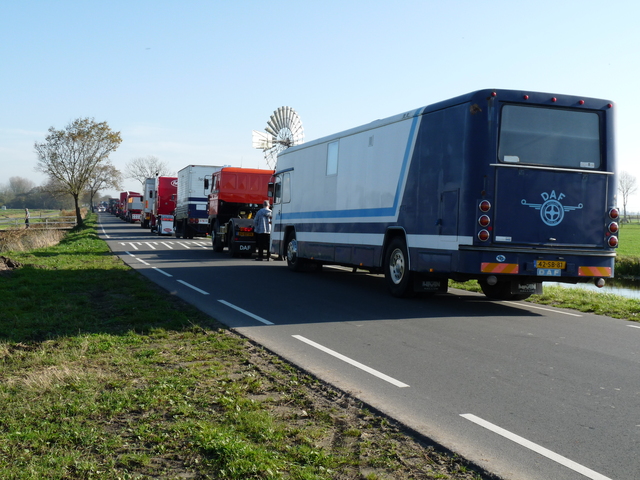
[449,222,640,322]
[0,215,484,480]
[450,280,640,323]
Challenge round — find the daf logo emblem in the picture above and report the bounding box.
[521,190,583,227]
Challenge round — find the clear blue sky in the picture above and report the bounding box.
[2,0,639,207]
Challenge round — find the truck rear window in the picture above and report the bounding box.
[498,105,601,169]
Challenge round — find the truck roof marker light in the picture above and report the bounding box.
[579,100,585,105]
[608,103,613,108]
[523,95,529,100]
[551,97,557,102]
[491,91,497,97]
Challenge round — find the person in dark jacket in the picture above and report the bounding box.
[253,200,272,261]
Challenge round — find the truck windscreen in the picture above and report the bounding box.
[498,105,601,169]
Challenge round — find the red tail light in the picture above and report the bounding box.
[478,215,490,227]
[608,236,618,248]
[609,208,620,219]
[479,200,491,213]
[608,222,619,234]
[478,230,490,242]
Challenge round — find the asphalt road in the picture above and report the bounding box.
[98,213,640,480]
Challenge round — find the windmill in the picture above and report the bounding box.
[252,106,304,169]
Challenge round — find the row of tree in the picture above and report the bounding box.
[1,117,173,225]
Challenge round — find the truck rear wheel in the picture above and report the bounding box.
[384,237,414,298]
[212,221,224,252]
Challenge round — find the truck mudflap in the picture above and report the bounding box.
[227,218,257,257]
[157,215,175,236]
[413,276,448,293]
[510,281,543,295]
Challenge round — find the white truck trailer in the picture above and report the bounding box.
[174,165,222,239]
[141,177,155,229]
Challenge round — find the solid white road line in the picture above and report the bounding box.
[627,324,640,329]
[504,301,582,317]
[217,300,274,325]
[125,251,150,265]
[176,280,209,295]
[292,335,409,388]
[460,414,612,480]
[152,267,172,277]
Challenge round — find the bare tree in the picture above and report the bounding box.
[618,171,638,222]
[125,155,172,188]
[34,117,122,226]
[0,182,13,206]
[86,162,123,210]
[9,176,36,195]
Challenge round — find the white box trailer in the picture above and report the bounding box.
[175,165,222,238]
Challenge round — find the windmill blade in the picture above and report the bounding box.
[285,106,294,125]
[266,113,279,137]
[252,130,273,150]
[275,108,285,131]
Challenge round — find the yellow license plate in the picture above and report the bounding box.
[238,232,253,236]
[536,260,566,269]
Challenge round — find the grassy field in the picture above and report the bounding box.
[0,208,66,220]
[0,215,484,480]
[0,209,78,231]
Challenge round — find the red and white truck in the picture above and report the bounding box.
[117,191,141,221]
[124,192,143,223]
[205,167,274,256]
[151,176,178,236]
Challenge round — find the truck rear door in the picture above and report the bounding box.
[493,167,608,248]
[491,103,609,249]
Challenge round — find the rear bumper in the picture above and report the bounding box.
[454,246,615,282]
